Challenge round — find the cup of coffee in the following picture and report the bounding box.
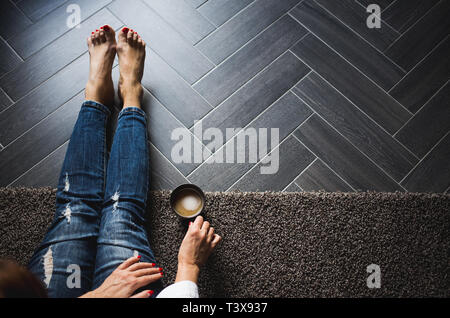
[170,184,205,219]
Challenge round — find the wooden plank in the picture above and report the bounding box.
[0,9,122,101]
[142,0,215,44]
[0,36,22,78]
[142,89,210,176]
[185,0,208,9]
[17,0,68,22]
[401,133,450,192]
[229,136,315,191]
[291,0,404,90]
[293,114,403,191]
[395,82,450,158]
[0,91,84,187]
[196,0,301,64]
[148,143,189,191]
[284,182,302,192]
[10,141,69,188]
[357,0,395,9]
[189,91,312,191]
[390,37,450,113]
[198,0,254,26]
[383,0,440,32]
[194,15,308,106]
[142,48,212,128]
[8,0,112,59]
[293,72,417,181]
[0,88,13,113]
[0,53,89,146]
[295,159,353,192]
[109,0,214,84]
[196,51,309,151]
[0,0,32,39]
[314,0,399,51]
[384,0,450,71]
[291,34,411,134]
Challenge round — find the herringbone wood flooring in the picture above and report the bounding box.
[0,0,448,192]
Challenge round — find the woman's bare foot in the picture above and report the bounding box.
[116,27,146,108]
[86,25,116,106]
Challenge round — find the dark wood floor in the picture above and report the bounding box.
[0,0,449,193]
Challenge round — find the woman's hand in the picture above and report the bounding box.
[176,216,221,284]
[80,255,162,298]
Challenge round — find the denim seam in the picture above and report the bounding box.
[101,114,108,209]
[83,100,111,117]
[118,107,147,119]
[145,130,149,206]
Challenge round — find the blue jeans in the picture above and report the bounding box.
[28,101,162,298]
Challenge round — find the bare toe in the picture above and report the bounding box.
[116,27,146,108]
[103,25,115,41]
[127,29,134,44]
[93,29,101,44]
[85,26,117,106]
[99,32,106,43]
[119,27,129,43]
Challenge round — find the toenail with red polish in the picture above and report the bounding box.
[100,26,103,29]
[103,25,110,31]
[122,27,129,33]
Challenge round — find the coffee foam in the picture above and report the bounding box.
[173,189,203,217]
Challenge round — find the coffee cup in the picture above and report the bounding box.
[170,184,205,219]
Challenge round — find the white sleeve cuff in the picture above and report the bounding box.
[156,280,199,298]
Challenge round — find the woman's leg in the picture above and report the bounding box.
[28,26,117,298]
[93,28,162,295]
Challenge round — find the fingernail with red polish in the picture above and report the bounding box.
[160,272,164,276]
[151,263,156,267]
[158,267,163,272]
[137,255,141,259]
[148,290,154,296]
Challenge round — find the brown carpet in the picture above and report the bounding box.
[0,187,448,297]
